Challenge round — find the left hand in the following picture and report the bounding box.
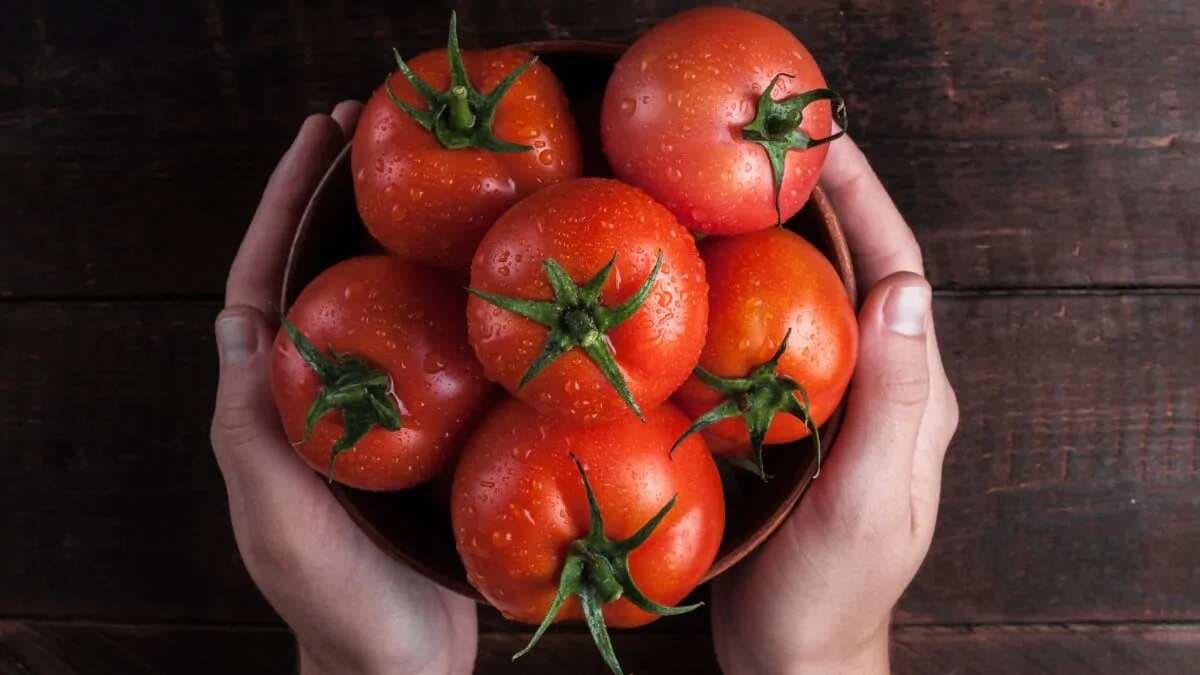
[210,102,477,675]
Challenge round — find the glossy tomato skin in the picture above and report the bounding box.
[467,178,708,423]
[272,256,493,491]
[602,7,833,235]
[353,48,582,272]
[452,398,724,627]
[674,228,857,446]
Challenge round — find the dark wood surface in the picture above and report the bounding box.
[2,1,1197,673]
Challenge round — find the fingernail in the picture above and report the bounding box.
[883,284,930,337]
[216,314,257,365]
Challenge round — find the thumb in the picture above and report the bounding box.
[210,305,311,500]
[821,272,932,513]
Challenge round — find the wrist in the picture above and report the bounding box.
[297,632,470,675]
[718,618,890,675]
[782,623,889,675]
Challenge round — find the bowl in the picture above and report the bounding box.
[281,40,857,600]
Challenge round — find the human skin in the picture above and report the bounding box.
[710,133,959,674]
[210,103,476,675]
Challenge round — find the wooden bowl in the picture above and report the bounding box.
[281,41,856,600]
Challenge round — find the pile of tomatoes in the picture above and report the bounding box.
[271,7,857,674]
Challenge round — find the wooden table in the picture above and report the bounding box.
[2,2,1197,673]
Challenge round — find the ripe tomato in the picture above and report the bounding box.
[601,7,844,235]
[466,178,708,423]
[673,227,857,476]
[352,14,582,272]
[452,398,724,671]
[271,256,493,491]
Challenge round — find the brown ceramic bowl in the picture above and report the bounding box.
[281,41,856,600]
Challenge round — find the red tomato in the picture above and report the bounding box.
[271,256,493,491]
[673,227,857,473]
[601,7,844,235]
[467,178,708,423]
[353,15,582,272]
[452,398,724,667]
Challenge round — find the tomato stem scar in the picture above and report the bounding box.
[384,12,537,153]
[468,250,664,421]
[512,454,697,675]
[280,316,404,482]
[741,73,847,225]
[670,328,822,480]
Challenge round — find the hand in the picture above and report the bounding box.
[711,136,960,674]
[209,104,477,675]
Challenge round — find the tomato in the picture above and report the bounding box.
[452,397,724,670]
[601,7,845,235]
[672,227,857,476]
[352,14,582,272]
[271,255,493,491]
[466,178,708,423]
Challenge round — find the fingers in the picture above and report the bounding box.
[226,103,360,312]
[819,135,924,290]
[210,305,319,512]
[331,100,364,136]
[909,319,959,536]
[819,272,932,522]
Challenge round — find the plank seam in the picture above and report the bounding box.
[3,285,1200,305]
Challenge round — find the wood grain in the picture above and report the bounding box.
[2,1,1197,297]
[2,621,1197,675]
[2,295,1196,624]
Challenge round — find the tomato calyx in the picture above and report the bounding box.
[469,251,663,420]
[514,454,700,675]
[672,329,821,480]
[386,12,536,153]
[281,317,403,481]
[741,73,848,224]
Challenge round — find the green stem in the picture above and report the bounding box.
[382,12,533,152]
[742,73,848,224]
[280,317,403,482]
[447,85,475,130]
[672,328,821,479]
[468,251,664,420]
[512,456,700,675]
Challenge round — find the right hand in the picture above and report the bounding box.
[711,135,959,674]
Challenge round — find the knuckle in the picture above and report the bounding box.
[244,524,300,574]
[877,370,930,407]
[300,113,340,142]
[212,398,265,448]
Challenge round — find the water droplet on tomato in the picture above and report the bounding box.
[492,530,513,548]
[423,353,447,373]
[619,97,636,116]
[538,149,555,165]
[668,167,682,181]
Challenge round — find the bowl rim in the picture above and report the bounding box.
[281,39,857,600]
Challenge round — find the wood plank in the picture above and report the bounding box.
[901,292,1200,624]
[2,1,1198,297]
[1,294,1197,624]
[2,622,1197,675]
